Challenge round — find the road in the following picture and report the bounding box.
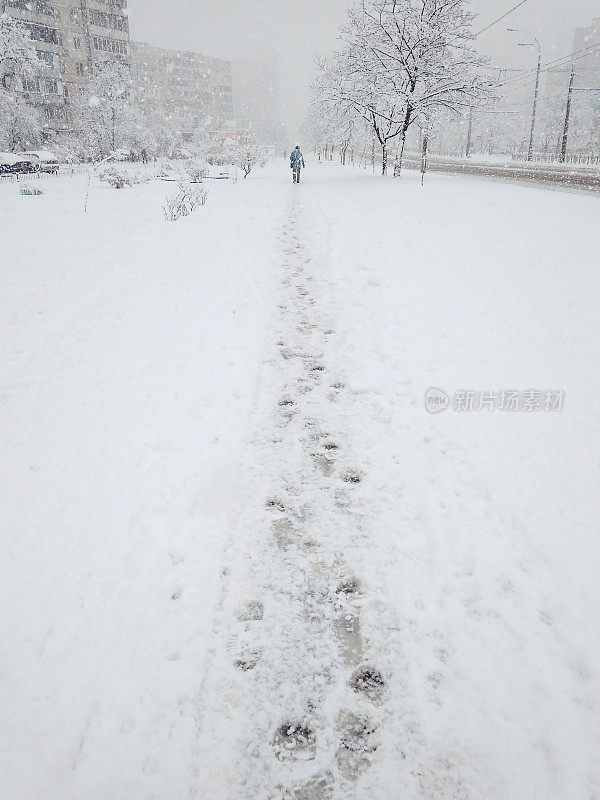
[402,152,600,191]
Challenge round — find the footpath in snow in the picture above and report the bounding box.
[1,161,599,800]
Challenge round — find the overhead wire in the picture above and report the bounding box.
[475,0,530,37]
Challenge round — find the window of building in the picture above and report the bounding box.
[7,0,57,15]
[70,8,80,24]
[35,1,57,16]
[88,9,127,31]
[74,37,81,49]
[43,105,69,121]
[76,62,85,75]
[23,76,61,94]
[27,24,63,46]
[37,50,55,68]
[92,35,127,55]
[22,76,42,93]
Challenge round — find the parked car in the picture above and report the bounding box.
[0,152,33,175]
[19,150,60,174]
[16,154,40,173]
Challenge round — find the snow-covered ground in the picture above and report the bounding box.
[1,161,599,800]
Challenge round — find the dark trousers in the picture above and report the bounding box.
[293,166,301,183]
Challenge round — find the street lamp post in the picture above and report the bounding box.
[560,65,575,164]
[507,29,541,162]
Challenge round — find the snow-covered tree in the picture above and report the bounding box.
[314,95,366,165]
[568,93,600,157]
[0,12,39,81]
[0,89,41,150]
[232,131,261,178]
[74,58,142,159]
[0,13,43,150]
[537,97,563,159]
[316,0,490,175]
[468,110,522,157]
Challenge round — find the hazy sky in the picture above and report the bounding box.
[127,0,600,135]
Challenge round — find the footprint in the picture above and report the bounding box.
[272,720,317,762]
[333,614,363,666]
[349,665,387,703]
[341,469,362,485]
[233,650,261,672]
[271,517,295,550]
[238,601,264,622]
[336,710,378,781]
[336,576,364,602]
[266,497,286,513]
[312,453,335,478]
[302,538,320,552]
[283,771,334,800]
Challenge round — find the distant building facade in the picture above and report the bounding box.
[233,51,286,148]
[0,0,130,136]
[130,42,233,138]
[573,18,600,89]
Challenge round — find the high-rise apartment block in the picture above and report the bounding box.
[1,0,130,135]
[130,42,233,137]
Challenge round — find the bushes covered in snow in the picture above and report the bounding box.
[163,182,208,221]
[99,167,131,189]
[184,159,208,183]
[99,167,151,188]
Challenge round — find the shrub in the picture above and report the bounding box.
[99,167,130,188]
[163,182,208,221]
[185,159,208,183]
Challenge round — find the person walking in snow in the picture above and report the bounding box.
[290,145,305,184]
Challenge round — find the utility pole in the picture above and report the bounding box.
[421,133,428,186]
[507,29,541,162]
[465,104,474,158]
[560,66,575,164]
[528,50,541,161]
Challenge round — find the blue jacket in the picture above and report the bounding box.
[290,148,305,169]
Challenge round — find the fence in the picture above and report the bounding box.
[0,164,91,184]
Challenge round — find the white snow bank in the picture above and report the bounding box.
[0,165,287,799]
[300,162,600,799]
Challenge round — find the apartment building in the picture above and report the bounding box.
[573,18,600,90]
[232,51,286,148]
[1,0,130,135]
[130,42,233,137]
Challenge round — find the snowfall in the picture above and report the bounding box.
[1,160,599,800]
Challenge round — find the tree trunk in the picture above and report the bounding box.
[393,132,407,177]
[394,106,412,178]
[381,142,387,176]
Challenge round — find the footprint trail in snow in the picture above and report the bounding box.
[195,189,396,799]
